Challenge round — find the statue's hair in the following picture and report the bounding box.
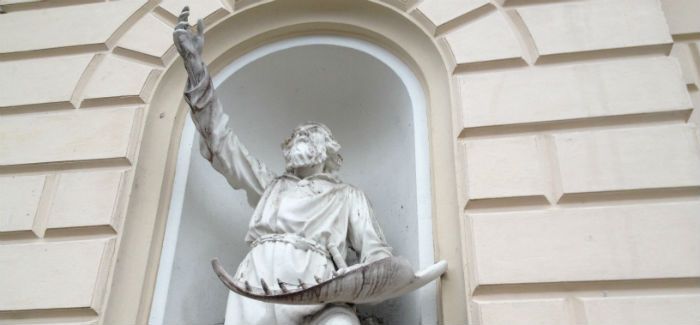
[282,122,343,173]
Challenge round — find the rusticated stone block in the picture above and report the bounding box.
[517,0,671,56]
[0,1,146,54]
[459,57,690,128]
[554,125,700,195]
[0,175,45,232]
[445,10,523,65]
[416,0,489,28]
[159,0,230,23]
[0,107,140,166]
[82,55,159,104]
[117,13,176,64]
[476,299,567,325]
[0,54,93,109]
[0,239,114,310]
[48,171,124,229]
[470,202,700,285]
[661,0,700,35]
[463,136,552,204]
[580,295,700,325]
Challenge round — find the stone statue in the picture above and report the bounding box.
[173,7,446,325]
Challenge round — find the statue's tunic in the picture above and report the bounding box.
[184,68,392,324]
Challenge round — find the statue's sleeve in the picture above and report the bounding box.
[347,188,393,264]
[183,67,275,207]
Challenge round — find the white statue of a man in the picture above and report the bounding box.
[173,7,446,325]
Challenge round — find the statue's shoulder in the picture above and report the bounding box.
[341,183,370,199]
[315,174,365,196]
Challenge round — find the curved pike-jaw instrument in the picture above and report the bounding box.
[212,257,447,305]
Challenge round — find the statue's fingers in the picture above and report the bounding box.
[173,30,189,44]
[175,21,190,31]
[173,29,188,38]
[177,6,190,26]
[179,6,190,19]
[173,32,195,56]
[196,19,205,37]
[173,31,182,48]
[173,30,186,48]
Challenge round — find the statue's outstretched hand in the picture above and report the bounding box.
[173,6,204,70]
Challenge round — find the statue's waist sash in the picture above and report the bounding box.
[250,233,330,259]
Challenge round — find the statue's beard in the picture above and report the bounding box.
[283,136,327,170]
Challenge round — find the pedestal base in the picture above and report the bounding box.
[304,305,361,325]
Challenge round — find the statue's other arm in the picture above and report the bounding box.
[347,188,393,264]
[174,7,275,206]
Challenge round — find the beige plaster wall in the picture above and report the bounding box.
[0,0,698,324]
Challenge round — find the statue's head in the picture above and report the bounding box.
[282,122,342,173]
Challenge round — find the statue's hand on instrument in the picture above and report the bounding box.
[173,6,205,80]
[332,263,363,277]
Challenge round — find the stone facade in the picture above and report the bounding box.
[0,0,698,324]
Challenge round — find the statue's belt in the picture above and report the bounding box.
[212,255,447,305]
[250,234,331,259]
[220,234,448,305]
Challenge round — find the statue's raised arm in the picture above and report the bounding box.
[173,7,275,206]
[174,7,446,324]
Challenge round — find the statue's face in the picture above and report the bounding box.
[282,124,330,170]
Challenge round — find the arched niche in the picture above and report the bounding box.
[149,35,433,325]
[105,1,466,324]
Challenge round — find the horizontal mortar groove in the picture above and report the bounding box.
[0,44,107,62]
[451,44,672,76]
[0,102,75,116]
[464,195,550,212]
[501,0,586,8]
[0,157,132,176]
[672,33,700,42]
[0,225,116,245]
[79,96,147,109]
[533,44,671,67]
[453,57,528,74]
[0,307,97,325]
[458,110,692,140]
[0,0,102,13]
[503,0,585,8]
[151,5,178,27]
[113,46,169,68]
[557,187,700,207]
[464,189,700,214]
[471,277,700,299]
